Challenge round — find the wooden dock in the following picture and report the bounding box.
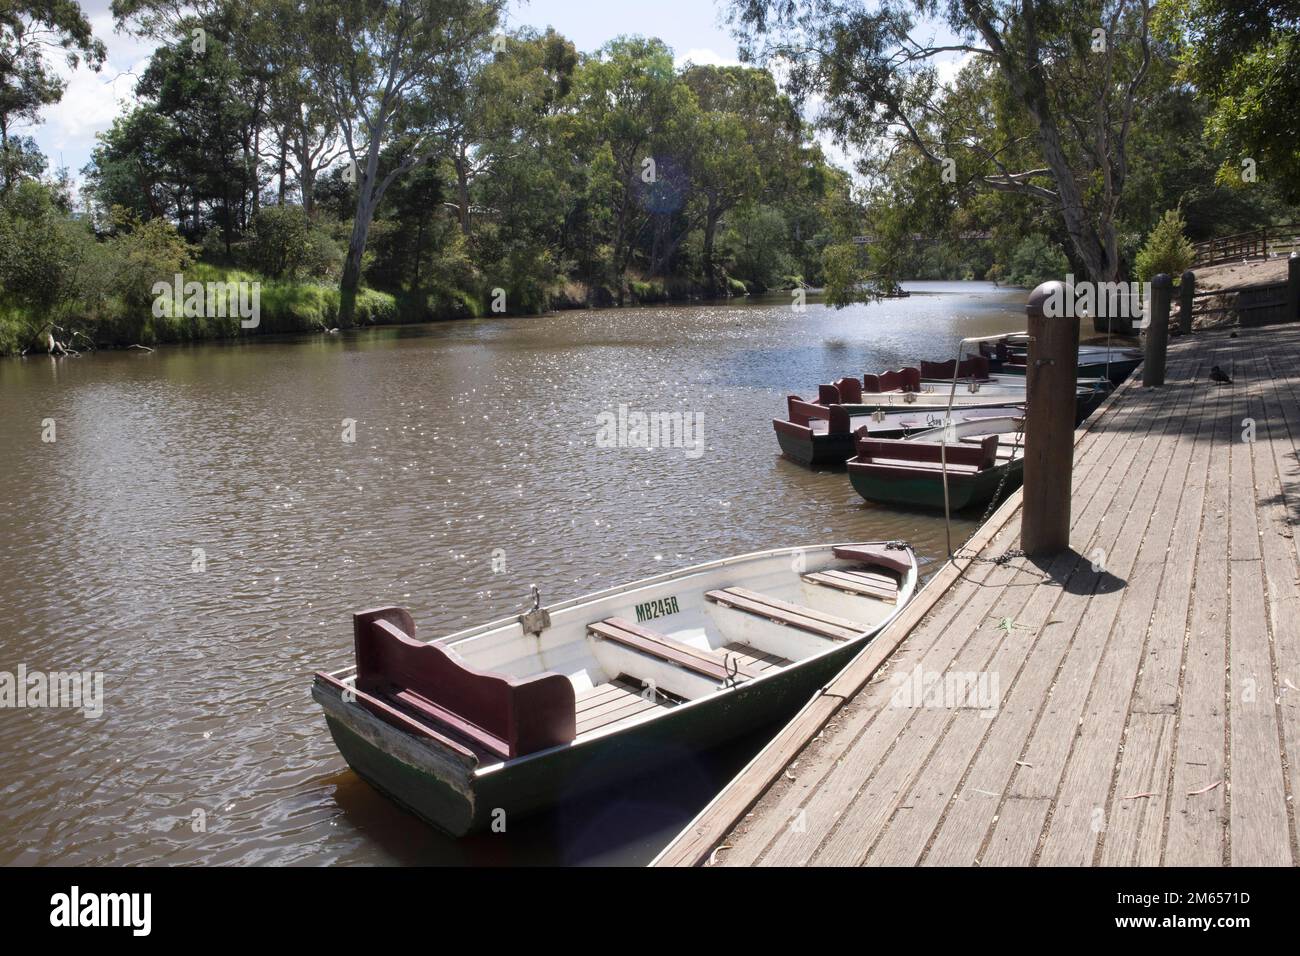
[655,325,1300,867]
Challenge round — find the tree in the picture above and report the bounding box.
[683,65,803,291]
[1133,208,1195,282]
[306,0,503,326]
[729,0,1160,293]
[0,1,105,192]
[1174,0,1300,203]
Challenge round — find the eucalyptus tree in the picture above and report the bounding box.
[568,36,686,304]
[305,0,504,326]
[683,65,804,290]
[260,0,344,215]
[729,0,1162,295]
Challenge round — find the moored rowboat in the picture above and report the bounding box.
[774,401,1025,467]
[311,542,919,836]
[847,415,1026,510]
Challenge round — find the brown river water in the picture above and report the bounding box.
[0,281,1035,865]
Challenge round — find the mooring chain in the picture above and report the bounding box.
[949,406,1045,577]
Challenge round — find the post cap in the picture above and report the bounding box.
[1153,273,1172,287]
[1026,280,1068,318]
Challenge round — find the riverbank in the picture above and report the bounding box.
[0,265,774,357]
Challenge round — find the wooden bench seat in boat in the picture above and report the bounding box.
[588,617,763,682]
[855,435,999,469]
[704,587,866,642]
[344,607,576,761]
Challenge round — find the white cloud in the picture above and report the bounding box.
[674,48,741,69]
[25,13,155,176]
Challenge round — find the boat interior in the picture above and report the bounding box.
[318,544,916,767]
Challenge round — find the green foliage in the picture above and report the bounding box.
[0,3,106,195]
[1176,1,1300,203]
[720,204,796,291]
[0,181,101,345]
[1003,235,1070,289]
[1134,209,1196,283]
[247,205,340,280]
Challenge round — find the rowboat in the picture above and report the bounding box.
[311,542,919,836]
[978,341,1142,385]
[774,358,1100,467]
[847,415,1025,510]
[774,400,1025,467]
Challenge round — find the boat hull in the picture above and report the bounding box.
[994,358,1140,386]
[848,457,1024,510]
[773,420,855,467]
[317,636,865,836]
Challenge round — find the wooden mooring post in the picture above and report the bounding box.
[1022,282,1079,556]
[1290,253,1299,322]
[1143,273,1172,387]
[1179,269,1195,334]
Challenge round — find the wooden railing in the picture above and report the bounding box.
[1193,223,1300,266]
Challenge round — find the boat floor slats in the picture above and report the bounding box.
[705,588,865,642]
[804,569,898,603]
[588,618,763,681]
[721,642,792,672]
[575,683,635,713]
[574,679,666,736]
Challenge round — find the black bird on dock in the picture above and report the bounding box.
[1210,365,1233,384]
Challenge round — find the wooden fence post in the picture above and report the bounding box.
[1179,270,1195,334]
[1021,281,1079,557]
[1143,274,1171,388]
[1289,252,1299,322]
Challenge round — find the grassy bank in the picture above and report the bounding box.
[1,263,782,356]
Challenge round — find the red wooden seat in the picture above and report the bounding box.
[351,607,576,760]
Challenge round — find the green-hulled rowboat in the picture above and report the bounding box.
[847,415,1025,510]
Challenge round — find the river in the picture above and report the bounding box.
[0,281,1036,865]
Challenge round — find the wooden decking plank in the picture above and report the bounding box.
[924,378,1197,864]
[1012,381,1200,865]
[813,527,1089,867]
[980,797,1052,866]
[1100,712,1176,865]
[1164,555,1229,865]
[1252,347,1300,862]
[1227,558,1292,864]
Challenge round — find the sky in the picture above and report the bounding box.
[29,0,961,186]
